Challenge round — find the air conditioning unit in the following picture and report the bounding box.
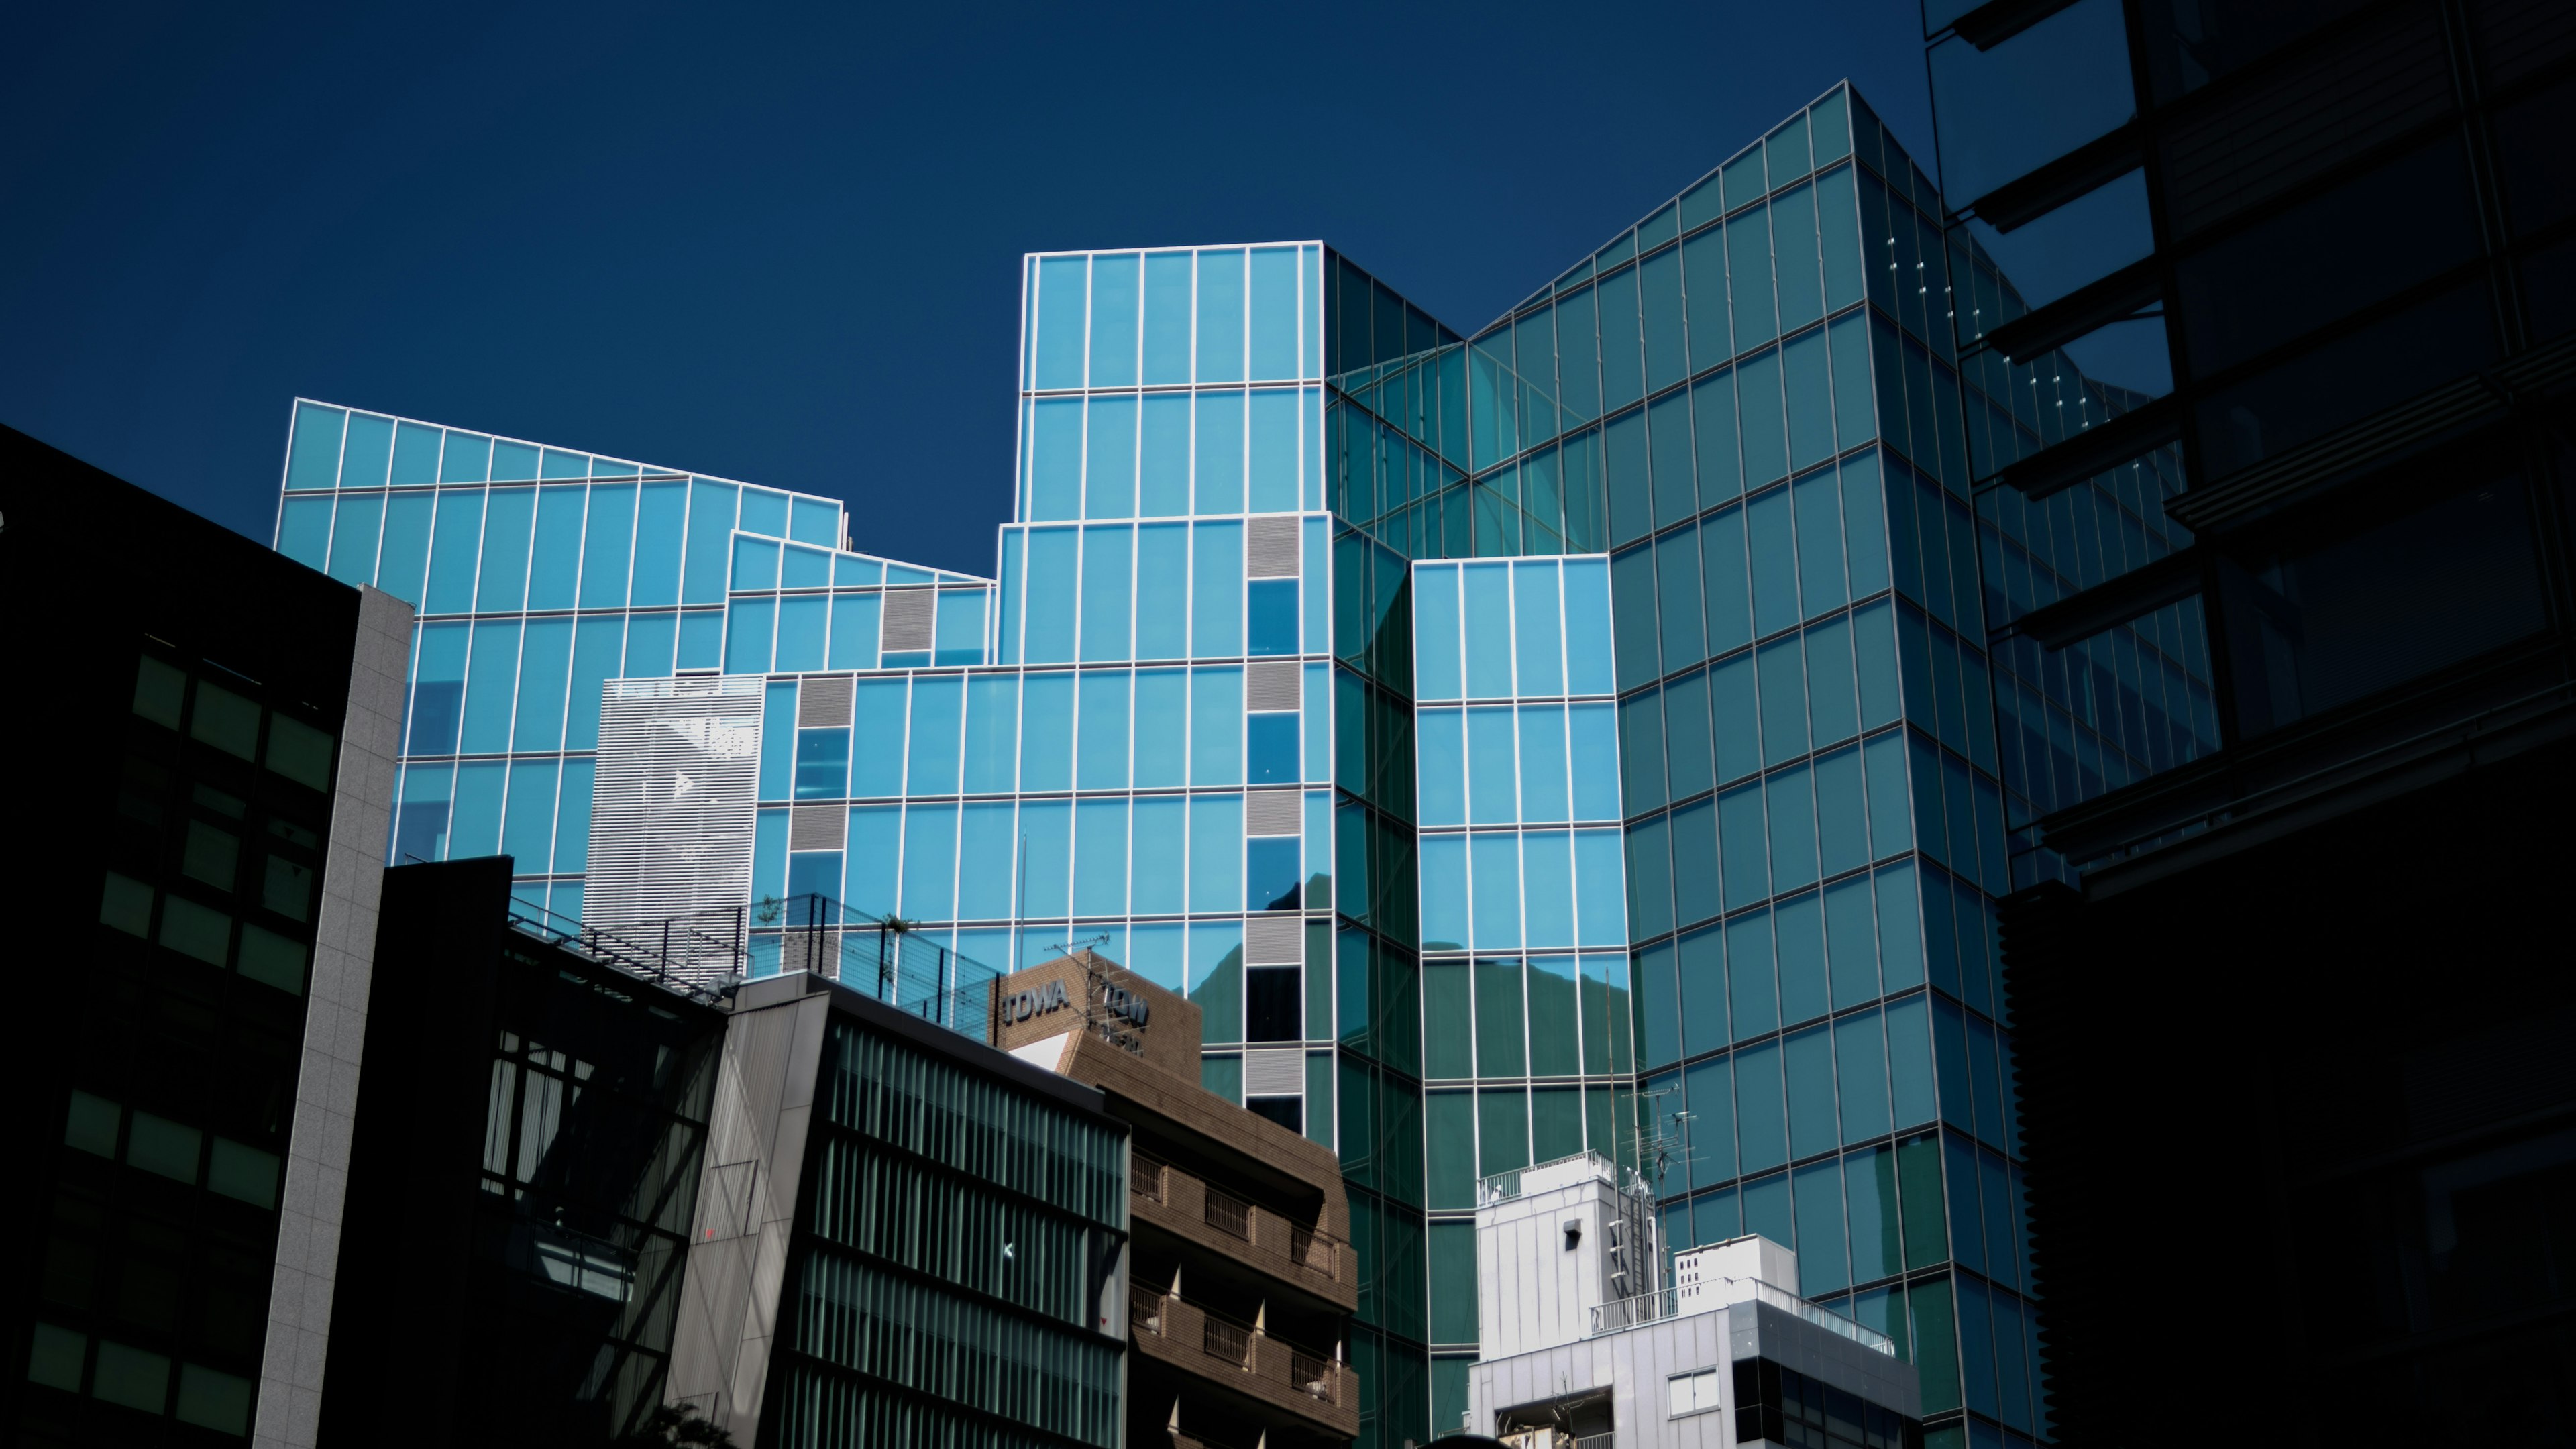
[1499,1430,1571,1449]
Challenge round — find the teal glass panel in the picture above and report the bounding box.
[1621,688,1666,813]
[1656,528,1705,669]
[1426,1091,1474,1207]
[523,486,581,608]
[562,618,622,751]
[1188,794,1244,914]
[1829,311,1876,454]
[1623,810,1671,939]
[1660,674,1711,803]
[1835,1007,1893,1145]
[1824,873,1880,1007]
[676,610,722,671]
[1142,250,1193,386]
[1030,398,1083,521]
[1421,834,1468,951]
[795,722,849,802]
[827,594,880,670]
[1305,790,1332,909]
[1686,1056,1737,1187]
[1131,796,1186,914]
[408,623,470,755]
[1036,255,1088,390]
[1739,350,1789,489]
[1418,709,1464,826]
[1700,504,1752,657]
[390,420,441,486]
[460,621,520,754]
[1605,407,1650,547]
[1786,1022,1839,1161]
[1479,1088,1531,1176]
[1191,521,1242,656]
[898,804,958,922]
[1085,395,1137,520]
[1691,371,1743,509]
[1020,798,1072,919]
[1414,565,1462,701]
[631,480,686,606]
[681,482,737,604]
[395,761,453,860]
[1711,652,1760,784]
[1079,525,1133,663]
[1197,248,1244,384]
[1806,616,1859,747]
[1727,207,1778,351]
[510,619,573,751]
[1597,266,1642,413]
[1023,529,1077,663]
[775,596,826,672]
[1474,957,1525,1075]
[1189,666,1243,785]
[1249,246,1299,382]
[1568,699,1616,818]
[1845,1144,1900,1286]
[1131,669,1185,788]
[789,496,839,547]
[1649,392,1696,530]
[1247,578,1297,657]
[1019,672,1073,791]
[1074,798,1129,917]
[1517,706,1569,823]
[1726,905,1778,1046]
[347,413,400,488]
[1774,184,1825,333]
[1089,253,1139,388]
[553,758,596,874]
[1818,170,1864,313]
[1466,707,1516,824]
[1557,284,1601,423]
[1610,547,1658,690]
[1194,391,1244,515]
[1524,833,1574,950]
[732,535,780,592]
[1677,926,1724,1057]
[285,402,345,490]
[905,676,963,796]
[1886,994,1935,1129]
[1077,670,1130,790]
[439,431,491,484]
[724,598,775,674]
[502,759,558,873]
[759,682,797,802]
[961,675,1018,795]
[1644,937,1687,1065]
[1248,388,1299,513]
[376,491,433,604]
[1792,1156,1849,1293]
[488,440,538,482]
[1854,598,1901,728]
[1863,731,1912,858]
[325,492,383,587]
[1757,637,1808,765]
[1683,230,1731,373]
[1785,330,1836,472]
[1140,395,1190,517]
[782,542,829,590]
[1816,745,1869,877]
[424,490,485,614]
[831,554,881,586]
[1735,1040,1788,1173]
[1642,245,1688,392]
[474,484,533,608]
[1671,796,1719,926]
[1723,144,1767,213]
[1134,521,1189,659]
[1876,860,1925,991]
[1776,889,1827,1025]
[450,760,506,859]
[1574,828,1625,946]
[1563,559,1614,695]
[1748,486,1799,637]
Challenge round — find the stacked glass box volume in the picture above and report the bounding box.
[272,85,2065,1449]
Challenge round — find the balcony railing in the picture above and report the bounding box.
[1587,1276,1896,1355]
[1128,1293,1352,1411]
[1128,1155,1348,1295]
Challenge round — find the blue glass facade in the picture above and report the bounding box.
[273,85,2095,1449]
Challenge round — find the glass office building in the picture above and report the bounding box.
[274,84,2061,1449]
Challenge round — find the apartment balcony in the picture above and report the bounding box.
[1128,1292,1360,1439]
[1131,1153,1356,1310]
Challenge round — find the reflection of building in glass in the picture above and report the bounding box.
[1921,3,2576,1444]
[272,84,2090,1448]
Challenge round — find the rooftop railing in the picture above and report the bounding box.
[1477,1149,1653,1206]
[1587,1276,1896,1356]
[746,892,1006,1044]
[502,895,744,1006]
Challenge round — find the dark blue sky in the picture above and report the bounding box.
[2,1,1935,578]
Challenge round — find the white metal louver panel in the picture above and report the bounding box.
[790,805,845,851]
[1246,660,1300,712]
[586,677,763,930]
[1246,516,1300,578]
[798,676,854,727]
[1246,790,1300,837]
[1246,914,1303,965]
[1244,1047,1303,1095]
[881,588,935,651]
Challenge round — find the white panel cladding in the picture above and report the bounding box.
[1246,515,1300,577]
[588,676,763,928]
[1246,659,1301,711]
[1465,1308,1738,1448]
[1246,914,1303,965]
[1246,788,1301,837]
[1477,1154,1660,1360]
[1244,1046,1303,1095]
[880,588,934,650]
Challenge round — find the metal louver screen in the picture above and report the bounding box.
[790,805,845,851]
[1246,915,1302,965]
[1246,790,1301,837]
[1244,1047,1303,1095]
[1247,517,1299,578]
[798,676,854,727]
[881,589,935,651]
[1246,661,1300,712]
[586,677,762,930]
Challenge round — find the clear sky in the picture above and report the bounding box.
[2,1,1936,578]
